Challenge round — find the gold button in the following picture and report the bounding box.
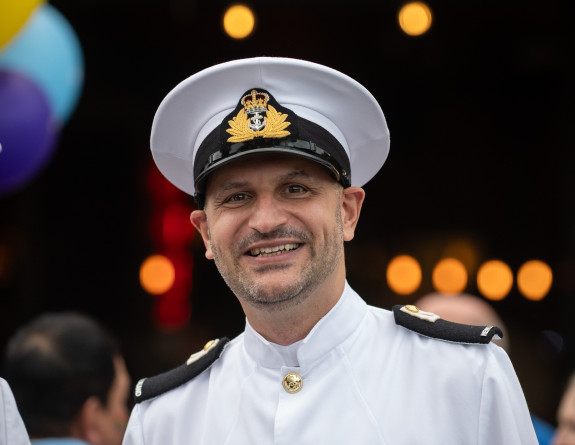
[203,340,216,351]
[405,305,419,313]
[282,372,303,394]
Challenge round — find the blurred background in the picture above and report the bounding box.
[0,0,573,427]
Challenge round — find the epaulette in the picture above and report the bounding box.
[134,337,230,404]
[393,305,503,345]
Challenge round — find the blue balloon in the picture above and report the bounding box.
[0,70,59,196]
[0,4,84,124]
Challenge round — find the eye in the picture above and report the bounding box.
[225,192,251,203]
[285,184,308,194]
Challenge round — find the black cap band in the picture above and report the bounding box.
[192,88,351,209]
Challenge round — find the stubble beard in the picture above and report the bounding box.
[210,206,345,312]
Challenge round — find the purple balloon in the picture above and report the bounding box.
[0,70,59,196]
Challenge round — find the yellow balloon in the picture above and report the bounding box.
[0,0,45,49]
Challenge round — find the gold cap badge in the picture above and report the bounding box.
[226,89,291,142]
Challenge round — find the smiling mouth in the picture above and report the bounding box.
[249,243,301,257]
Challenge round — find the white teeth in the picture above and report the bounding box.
[250,243,299,257]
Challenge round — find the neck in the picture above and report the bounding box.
[241,265,346,346]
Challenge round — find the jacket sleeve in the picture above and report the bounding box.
[0,378,31,445]
[478,346,539,444]
[123,404,145,445]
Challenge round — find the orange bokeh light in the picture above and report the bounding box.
[223,4,255,39]
[386,255,422,295]
[432,258,467,294]
[398,2,433,36]
[477,260,513,301]
[140,254,176,295]
[517,260,553,301]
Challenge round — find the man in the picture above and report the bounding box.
[553,373,575,445]
[124,57,538,443]
[3,312,131,445]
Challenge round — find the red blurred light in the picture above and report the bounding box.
[162,203,195,246]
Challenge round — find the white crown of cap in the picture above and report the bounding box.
[151,57,390,196]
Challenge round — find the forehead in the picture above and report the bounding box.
[205,153,336,192]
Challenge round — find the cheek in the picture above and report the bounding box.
[207,213,246,245]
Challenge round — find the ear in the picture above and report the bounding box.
[190,210,213,260]
[341,187,365,242]
[78,396,103,445]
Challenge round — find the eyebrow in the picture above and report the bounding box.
[216,169,312,192]
[219,180,249,192]
[211,168,320,205]
[276,170,311,182]
[279,170,310,181]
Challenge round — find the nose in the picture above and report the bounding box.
[248,194,288,234]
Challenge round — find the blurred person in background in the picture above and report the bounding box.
[415,292,555,445]
[0,377,30,445]
[552,373,575,445]
[3,312,131,445]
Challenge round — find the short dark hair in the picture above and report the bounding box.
[3,312,119,437]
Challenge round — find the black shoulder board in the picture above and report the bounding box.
[134,337,230,404]
[393,305,503,345]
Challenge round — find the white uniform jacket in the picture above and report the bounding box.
[0,377,31,445]
[124,282,538,445]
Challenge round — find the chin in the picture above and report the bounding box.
[238,278,315,311]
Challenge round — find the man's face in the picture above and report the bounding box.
[191,154,362,312]
[553,381,575,445]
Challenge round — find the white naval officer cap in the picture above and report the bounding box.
[150,57,390,208]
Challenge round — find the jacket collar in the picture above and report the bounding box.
[243,281,367,368]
